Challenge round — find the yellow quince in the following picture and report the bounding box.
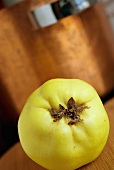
[18,79,109,170]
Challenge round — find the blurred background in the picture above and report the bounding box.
[0,0,114,157]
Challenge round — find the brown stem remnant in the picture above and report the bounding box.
[49,97,90,125]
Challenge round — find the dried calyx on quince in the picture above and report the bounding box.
[49,97,89,125]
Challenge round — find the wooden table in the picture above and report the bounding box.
[0,98,114,170]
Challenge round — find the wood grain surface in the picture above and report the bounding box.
[0,1,114,121]
[0,98,114,170]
